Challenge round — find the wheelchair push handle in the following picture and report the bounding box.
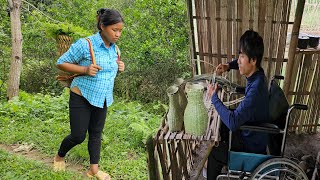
[273,75,284,80]
[291,104,308,110]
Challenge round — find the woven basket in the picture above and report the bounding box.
[55,35,74,87]
[56,34,72,56]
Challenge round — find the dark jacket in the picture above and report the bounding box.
[211,60,269,153]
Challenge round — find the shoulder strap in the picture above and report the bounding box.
[115,45,121,61]
[85,38,96,65]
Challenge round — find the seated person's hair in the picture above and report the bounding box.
[239,30,264,68]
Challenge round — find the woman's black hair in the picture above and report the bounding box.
[96,8,124,30]
[239,30,264,68]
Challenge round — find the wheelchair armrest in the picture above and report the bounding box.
[291,103,308,110]
[239,123,282,134]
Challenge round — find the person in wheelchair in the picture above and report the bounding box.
[207,30,269,180]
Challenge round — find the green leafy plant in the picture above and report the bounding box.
[43,22,91,40]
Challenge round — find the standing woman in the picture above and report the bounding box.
[53,8,124,180]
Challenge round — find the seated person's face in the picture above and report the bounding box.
[237,50,257,77]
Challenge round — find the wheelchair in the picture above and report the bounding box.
[216,75,309,180]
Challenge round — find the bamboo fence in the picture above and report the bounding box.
[150,88,227,180]
[187,0,320,134]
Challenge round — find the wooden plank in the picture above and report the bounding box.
[296,54,313,133]
[258,0,267,35]
[156,143,169,180]
[195,0,205,74]
[234,0,243,85]
[275,0,290,76]
[227,0,233,64]
[271,0,283,78]
[304,55,317,132]
[175,131,184,140]
[216,0,222,64]
[220,0,228,62]
[164,129,171,140]
[262,0,274,75]
[252,0,259,30]
[153,147,161,179]
[287,54,303,104]
[210,0,218,68]
[308,55,320,133]
[177,141,189,179]
[168,132,177,140]
[205,0,213,74]
[159,124,169,141]
[186,0,197,76]
[242,0,250,31]
[168,141,178,180]
[289,54,303,130]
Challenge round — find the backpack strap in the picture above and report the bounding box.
[115,45,121,62]
[85,38,96,65]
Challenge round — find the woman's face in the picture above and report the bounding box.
[100,22,124,45]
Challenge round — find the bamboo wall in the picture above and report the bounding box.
[287,51,320,134]
[187,0,293,84]
[186,0,319,133]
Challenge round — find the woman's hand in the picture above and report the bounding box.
[117,60,125,72]
[85,64,102,76]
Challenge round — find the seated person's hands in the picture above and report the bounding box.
[215,63,229,76]
[207,82,219,100]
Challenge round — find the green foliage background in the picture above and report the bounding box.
[0,0,189,178]
[0,0,191,103]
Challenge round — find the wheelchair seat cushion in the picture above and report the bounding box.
[228,151,273,172]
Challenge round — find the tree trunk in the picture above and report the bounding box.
[7,0,23,100]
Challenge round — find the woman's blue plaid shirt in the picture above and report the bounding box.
[57,32,119,108]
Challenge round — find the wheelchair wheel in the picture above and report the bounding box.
[250,158,308,180]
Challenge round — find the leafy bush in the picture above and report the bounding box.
[114,0,191,103]
[2,0,192,104]
[20,58,63,95]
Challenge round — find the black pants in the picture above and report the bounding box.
[207,124,244,180]
[58,91,107,164]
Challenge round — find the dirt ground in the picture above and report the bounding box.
[0,144,86,177]
[1,132,319,179]
[285,132,320,160]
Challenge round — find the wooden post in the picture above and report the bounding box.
[7,0,23,100]
[284,0,305,96]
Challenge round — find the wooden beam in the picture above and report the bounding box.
[284,0,306,96]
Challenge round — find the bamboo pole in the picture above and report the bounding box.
[196,0,205,75]
[216,0,222,64]
[206,0,213,74]
[186,0,197,76]
[284,0,306,96]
